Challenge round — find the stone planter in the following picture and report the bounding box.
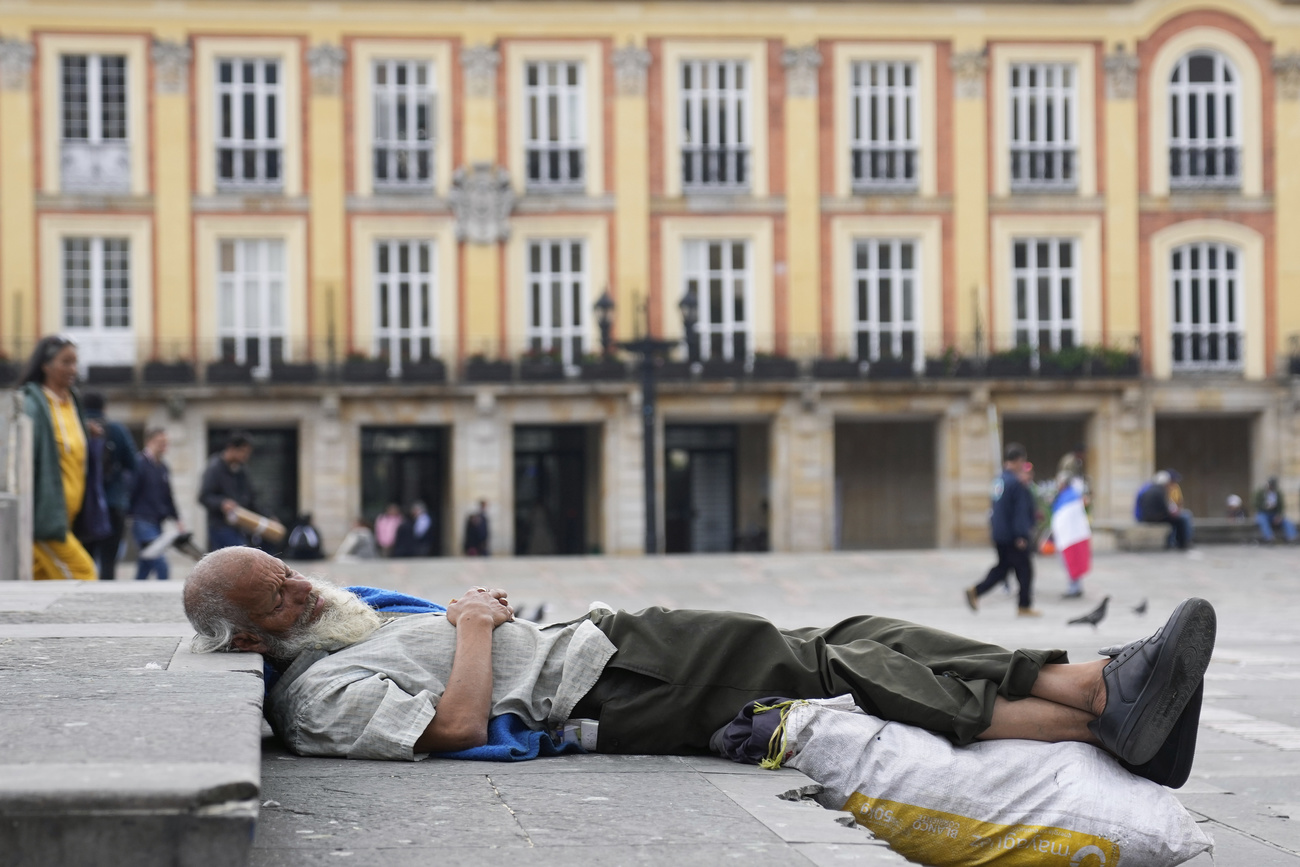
[811,359,861,380]
[985,355,1032,377]
[85,365,135,385]
[518,360,565,382]
[400,359,448,383]
[865,358,915,380]
[341,359,390,383]
[750,357,799,379]
[657,360,695,380]
[700,359,745,379]
[142,361,196,385]
[206,361,253,384]
[463,359,513,383]
[270,362,319,384]
[579,360,628,381]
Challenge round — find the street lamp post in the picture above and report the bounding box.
[596,293,676,555]
[594,290,615,358]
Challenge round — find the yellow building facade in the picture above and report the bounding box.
[2,0,1299,555]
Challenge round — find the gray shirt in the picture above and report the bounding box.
[266,613,616,760]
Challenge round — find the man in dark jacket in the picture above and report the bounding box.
[198,433,257,550]
[966,443,1040,616]
[1137,471,1189,550]
[131,427,183,580]
[81,392,137,580]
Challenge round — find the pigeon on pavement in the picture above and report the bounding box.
[1132,598,1148,616]
[1068,596,1110,628]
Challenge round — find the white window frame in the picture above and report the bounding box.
[1009,62,1076,192]
[60,53,130,194]
[372,59,435,192]
[61,237,132,364]
[526,239,587,366]
[1012,237,1079,356]
[217,239,287,375]
[680,60,750,192]
[524,60,585,191]
[1170,241,1243,371]
[1169,51,1240,190]
[215,58,284,192]
[374,239,438,374]
[850,61,917,192]
[683,239,752,361]
[851,238,920,367]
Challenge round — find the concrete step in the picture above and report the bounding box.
[0,583,264,867]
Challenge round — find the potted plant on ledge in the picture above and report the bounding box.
[749,353,800,379]
[463,354,513,383]
[340,353,390,383]
[400,356,448,383]
[985,345,1033,378]
[579,353,628,381]
[517,348,565,382]
[142,359,196,385]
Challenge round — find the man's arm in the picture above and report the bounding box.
[197,460,227,513]
[412,588,514,752]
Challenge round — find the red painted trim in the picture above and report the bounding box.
[767,39,784,197]
[941,212,955,346]
[189,215,198,359]
[649,215,662,336]
[935,42,953,197]
[818,39,833,197]
[343,36,356,196]
[344,216,355,357]
[32,39,43,199]
[451,38,464,169]
[819,213,832,353]
[1093,41,1106,197]
[648,39,663,197]
[497,40,509,168]
[602,37,615,197]
[773,214,787,355]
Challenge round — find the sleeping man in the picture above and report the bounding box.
[183,547,1215,788]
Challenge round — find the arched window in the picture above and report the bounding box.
[1169,51,1240,189]
[1170,241,1242,371]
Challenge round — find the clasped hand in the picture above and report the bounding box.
[446,586,514,628]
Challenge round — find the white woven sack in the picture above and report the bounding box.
[783,696,1213,867]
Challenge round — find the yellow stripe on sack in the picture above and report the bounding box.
[842,793,1121,867]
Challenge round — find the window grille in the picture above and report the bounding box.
[217,239,287,373]
[1012,238,1079,353]
[61,237,133,364]
[373,60,435,191]
[852,239,919,364]
[850,61,918,192]
[525,61,585,191]
[1171,241,1242,370]
[60,54,129,193]
[683,240,751,361]
[680,60,750,192]
[374,239,438,373]
[216,59,283,191]
[1169,52,1240,189]
[1009,63,1076,191]
[526,240,586,365]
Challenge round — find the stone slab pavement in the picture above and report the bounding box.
[3,545,1299,865]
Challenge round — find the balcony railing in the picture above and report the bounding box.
[216,145,283,193]
[851,146,918,193]
[681,146,749,192]
[1010,147,1076,192]
[373,144,433,193]
[1171,330,1243,372]
[526,146,584,192]
[1169,146,1240,190]
[61,141,131,195]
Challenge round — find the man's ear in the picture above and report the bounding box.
[230,631,269,654]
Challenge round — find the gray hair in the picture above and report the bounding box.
[183,548,255,653]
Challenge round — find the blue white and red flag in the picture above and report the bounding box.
[1050,478,1092,580]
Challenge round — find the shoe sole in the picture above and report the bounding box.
[1118,597,1216,766]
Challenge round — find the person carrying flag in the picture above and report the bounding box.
[1051,464,1093,598]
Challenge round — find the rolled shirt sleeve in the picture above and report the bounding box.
[289,673,439,761]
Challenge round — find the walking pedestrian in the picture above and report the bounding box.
[198,433,257,550]
[81,392,137,580]
[18,335,97,581]
[130,428,183,580]
[966,443,1040,617]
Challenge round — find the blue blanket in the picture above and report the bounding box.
[264,585,580,761]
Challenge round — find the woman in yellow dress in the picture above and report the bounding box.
[19,335,100,580]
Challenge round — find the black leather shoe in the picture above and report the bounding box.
[1122,680,1203,789]
[1088,597,1216,766]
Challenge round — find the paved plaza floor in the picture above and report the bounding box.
[246,546,1300,866]
[4,545,1299,865]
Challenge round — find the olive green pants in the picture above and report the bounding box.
[577,607,1067,755]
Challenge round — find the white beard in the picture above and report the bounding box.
[264,579,385,659]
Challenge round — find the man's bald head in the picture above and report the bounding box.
[184,547,383,658]
[184,547,268,653]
